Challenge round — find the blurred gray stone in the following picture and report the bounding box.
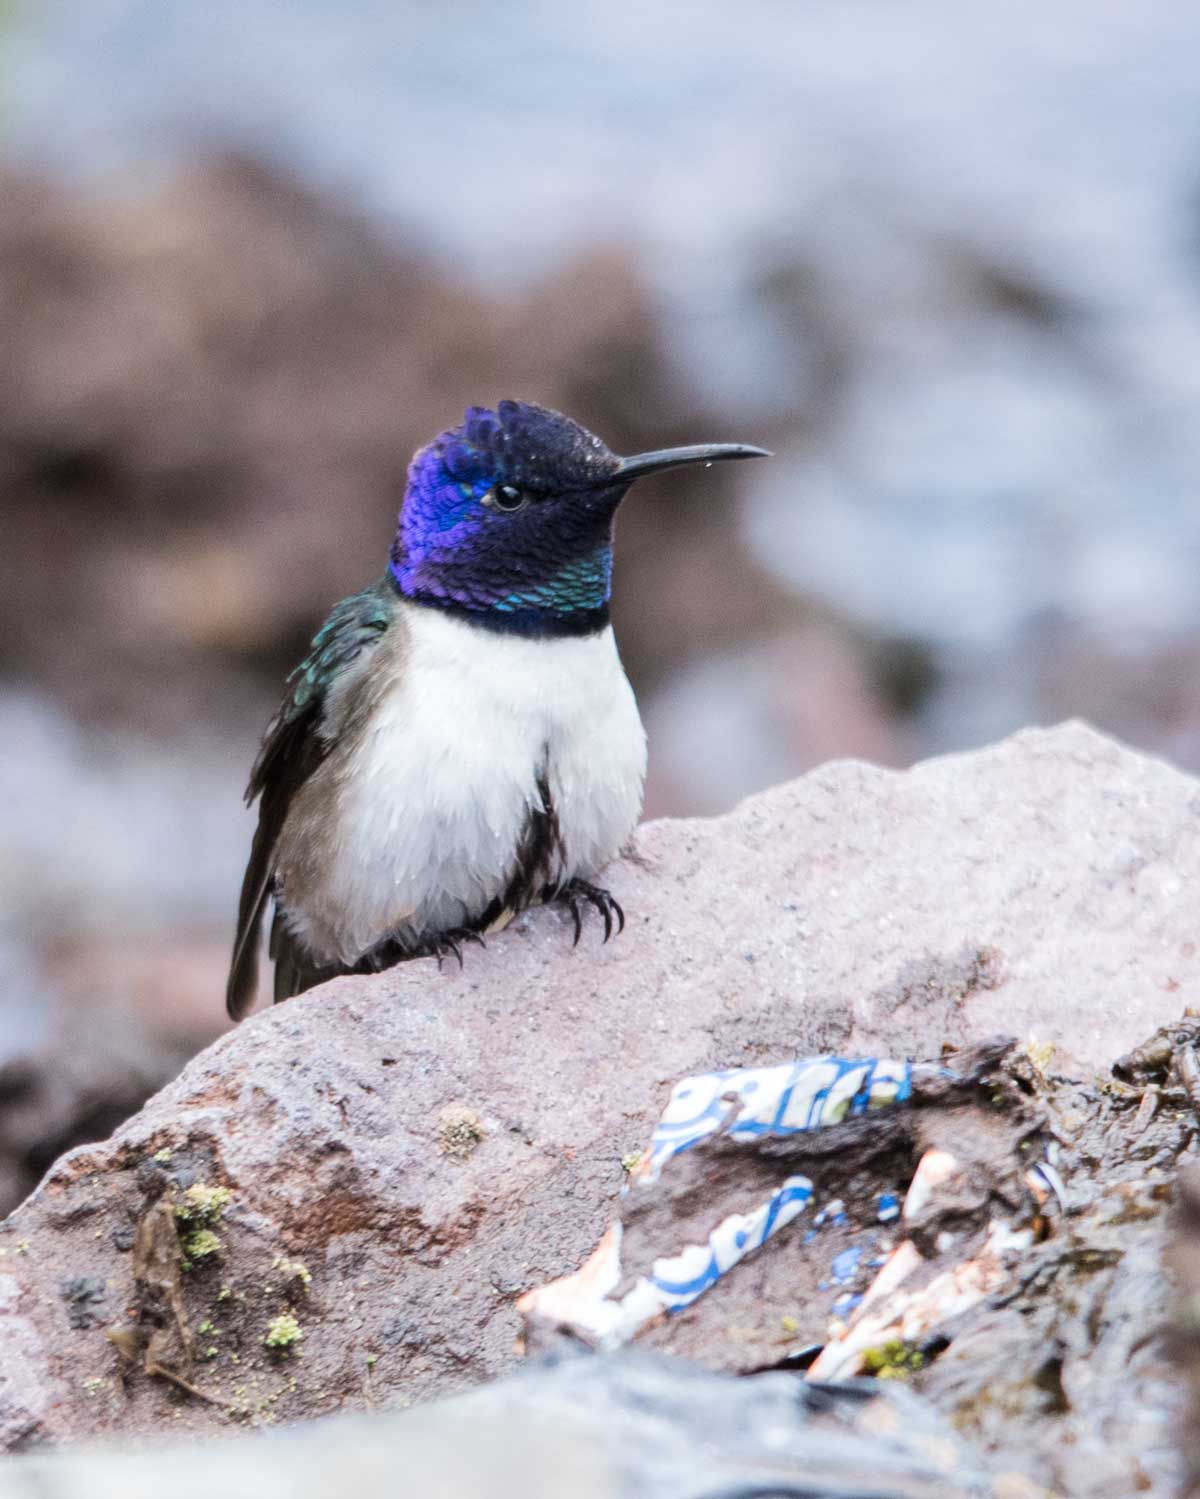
[0,1351,1004,1499]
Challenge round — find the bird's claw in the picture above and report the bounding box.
[430,927,486,970]
[556,880,624,946]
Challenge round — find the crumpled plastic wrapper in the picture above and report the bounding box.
[520,1042,1042,1371]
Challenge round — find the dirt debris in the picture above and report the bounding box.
[523,1027,1198,1497]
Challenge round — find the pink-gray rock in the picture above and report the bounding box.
[0,721,1196,1448]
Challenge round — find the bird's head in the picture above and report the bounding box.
[389,400,768,636]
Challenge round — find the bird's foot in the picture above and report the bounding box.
[427,927,487,971]
[354,926,487,974]
[554,879,625,946]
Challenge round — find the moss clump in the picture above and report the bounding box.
[620,1150,643,1174]
[173,1183,231,1269]
[437,1105,486,1159]
[263,1313,303,1351]
[272,1256,312,1291]
[152,1148,174,1166]
[181,1228,222,1268]
[1025,1036,1056,1074]
[175,1184,231,1224]
[861,1338,925,1379]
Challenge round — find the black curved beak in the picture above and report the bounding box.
[614,442,771,483]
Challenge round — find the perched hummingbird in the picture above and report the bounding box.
[226,400,768,1019]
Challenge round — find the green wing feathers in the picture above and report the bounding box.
[225,580,394,1020]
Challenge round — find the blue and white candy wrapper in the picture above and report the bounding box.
[519,1054,915,1348]
[645,1054,912,1179]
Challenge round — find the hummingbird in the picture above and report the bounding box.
[226,400,768,1019]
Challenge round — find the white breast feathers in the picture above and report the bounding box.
[275,605,647,966]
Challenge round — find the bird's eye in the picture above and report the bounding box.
[483,483,527,513]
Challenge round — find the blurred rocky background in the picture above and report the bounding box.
[4,1,1200,1210]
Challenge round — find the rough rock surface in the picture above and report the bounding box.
[1168,1165,1200,1499]
[1,721,1197,1452]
